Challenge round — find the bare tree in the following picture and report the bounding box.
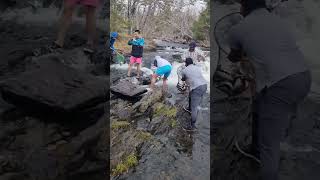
[112,0,209,44]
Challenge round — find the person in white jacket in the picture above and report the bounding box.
[182,42,206,64]
[150,56,172,92]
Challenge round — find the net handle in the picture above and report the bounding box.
[213,12,242,56]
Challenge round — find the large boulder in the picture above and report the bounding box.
[110,78,147,98]
[0,55,107,119]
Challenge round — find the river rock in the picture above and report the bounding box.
[54,48,92,71]
[0,56,107,119]
[110,78,147,98]
[131,89,164,114]
[172,54,182,62]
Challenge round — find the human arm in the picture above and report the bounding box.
[153,59,157,67]
[151,59,157,73]
[110,38,117,52]
[128,39,134,46]
[181,71,187,81]
[131,38,145,46]
[196,48,206,62]
[228,49,244,63]
[227,27,243,63]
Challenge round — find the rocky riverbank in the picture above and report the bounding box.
[0,19,108,180]
[110,42,211,179]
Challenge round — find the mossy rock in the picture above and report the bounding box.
[111,121,130,130]
[154,103,177,118]
[153,102,165,113]
[136,131,152,141]
[134,89,164,113]
[168,119,178,128]
[112,153,138,176]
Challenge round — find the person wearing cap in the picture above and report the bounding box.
[182,41,206,64]
[110,32,118,53]
[228,0,311,179]
[127,30,145,78]
[150,56,172,92]
[181,58,207,130]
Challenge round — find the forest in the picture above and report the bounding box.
[111,0,209,45]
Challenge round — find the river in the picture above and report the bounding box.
[110,40,211,180]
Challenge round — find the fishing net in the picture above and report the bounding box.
[115,52,125,65]
[213,12,249,96]
[212,12,256,173]
[214,12,244,60]
[176,65,187,92]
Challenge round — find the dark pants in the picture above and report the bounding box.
[189,84,207,125]
[252,71,311,180]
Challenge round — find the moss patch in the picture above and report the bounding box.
[111,121,130,130]
[112,153,138,176]
[112,163,128,176]
[125,153,138,167]
[166,108,177,118]
[154,103,177,118]
[136,131,152,141]
[168,119,177,128]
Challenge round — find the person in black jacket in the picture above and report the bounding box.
[127,30,145,78]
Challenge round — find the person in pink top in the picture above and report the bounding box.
[53,0,99,53]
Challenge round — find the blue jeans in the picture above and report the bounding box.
[189,84,207,126]
[252,71,311,180]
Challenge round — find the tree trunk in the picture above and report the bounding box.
[127,0,132,34]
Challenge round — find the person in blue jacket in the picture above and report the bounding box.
[127,30,145,78]
[110,32,118,54]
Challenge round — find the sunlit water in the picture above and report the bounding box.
[111,43,211,103]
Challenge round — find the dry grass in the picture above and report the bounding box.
[114,33,133,54]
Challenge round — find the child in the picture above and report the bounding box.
[127,30,145,78]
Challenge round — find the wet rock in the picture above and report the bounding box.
[110,78,147,98]
[116,108,132,121]
[140,76,151,85]
[0,56,107,119]
[13,114,107,180]
[110,130,146,171]
[54,48,92,71]
[0,172,27,180]
[0,48,32,78]
[67,160,106,180]
[57,114,106,158]
[131,89,163,114]
[147,116,166,134]
[0,19,108,180]
[211,86,257,179]
[0,97,15,117]
[7,49,33,68]
[110,99,131,117]
[172,54,182,62]
[0,120,25,146]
